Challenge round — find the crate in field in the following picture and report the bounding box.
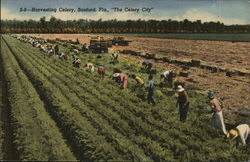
[179,71,189,77]
[181,65,190,70]
[211,66,219,73]
[162,57,170,62]
[226,70,234,77]
[145,53,156,59]
[191,59,201,67]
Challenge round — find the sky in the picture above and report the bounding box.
[1,0,250,25]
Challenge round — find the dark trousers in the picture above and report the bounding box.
[179,102,189,122]
[147,89,155,105]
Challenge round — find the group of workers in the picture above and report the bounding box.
[15,35,249,146]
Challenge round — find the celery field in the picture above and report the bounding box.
[0,35,249,161]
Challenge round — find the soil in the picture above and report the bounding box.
[28,34,250,123]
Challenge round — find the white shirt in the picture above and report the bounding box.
[148,80,154,88]
[163,71,170,78]
[236,124,249,145]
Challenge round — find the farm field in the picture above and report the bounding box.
[31,34,250,71]
[31,34,250,122]
[102,33,250,42]
[0,34,249,161]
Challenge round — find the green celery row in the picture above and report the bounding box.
[8,37,232,161]
[9,37,159,161]
[3,36,134,161]
[1,38,76,160]
[21,49,176,161]
[49,37,250,161]
[7,36,248,161]
[13,37,188,159]
[9,36,202,159]
[48,40,248,161]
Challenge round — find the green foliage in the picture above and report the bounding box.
[1,37,76,161]
[2,35,249,161]
[1,18,250,35]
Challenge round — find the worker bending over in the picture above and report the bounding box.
[85,63,95,72]
[112,53,119,61]
[142,61,153,71]
[131,74,144,87]
[59,52,68,60]
[112,73,128,89]
[82,43,88,52]
[161,70,174,85]
[227,124,249,145]
[72,58,81,68]
[72,55,81,67]
[98,66,105,77]
[119,73,128,89]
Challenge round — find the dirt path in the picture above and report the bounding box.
[0,51,16,160]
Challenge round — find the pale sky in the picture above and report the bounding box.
[1,0,250,25]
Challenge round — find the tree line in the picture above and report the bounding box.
[1,16,250,33]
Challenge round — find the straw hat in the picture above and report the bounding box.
[113,73,120,77]
[177,85,185,92]
[226,129,239,140]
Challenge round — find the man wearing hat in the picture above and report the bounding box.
[207,91,227,135]
[176,85,189,122]
[147,75,156,105]
[227,124,249,145]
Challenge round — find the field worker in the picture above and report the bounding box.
[112,53,119,61]
[59,52,68,60]
[35,43,41,48]
[176,85,189,122]
[142,61,153,71]
[40,44,46,52]
[161,70,174,84]
[98,66,105,77]
[131,74,144,87]
[85,63,95,72]
[207,91,227,135]
[147,75,156,105]
[72,54,78,61]
[227,124,249,145]
[73,58,81,68]
[167,71,174,84]
[47,48,54,57]
[59,52,65,59]
[73,49,79,54]
[112,73,120,82]
[161,70,170,82]
[63,53,69,60]
[119,73,128,89]
[54,45,59,54]
[82,43,88,52]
